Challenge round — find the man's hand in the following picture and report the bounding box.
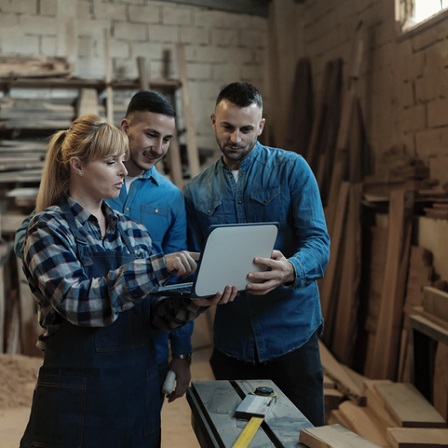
[165,357,192,403]
[164,251,200,277]
[246,249,295,295]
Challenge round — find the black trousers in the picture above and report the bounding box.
[210,330,324,426]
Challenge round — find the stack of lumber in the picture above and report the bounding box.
[0,56,73,78]
[0,56,77,131]
[363,145,433,201]
[0,139,47,186]
[0,96,75,130]
[317,340,448,447]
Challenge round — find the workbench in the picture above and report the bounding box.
[186,379,313,447]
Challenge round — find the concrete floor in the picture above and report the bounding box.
[0,346,213,448]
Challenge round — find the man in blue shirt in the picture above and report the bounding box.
[184,82,331,426]
[107,91,193,404]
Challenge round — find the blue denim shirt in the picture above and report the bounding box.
[107,166,193,363]
[184,142,330,363]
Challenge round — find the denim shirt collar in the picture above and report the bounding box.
[219,141,261,172]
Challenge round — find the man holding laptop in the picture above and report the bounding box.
[184,82,331,426]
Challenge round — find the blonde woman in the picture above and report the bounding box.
[20,114,237,448]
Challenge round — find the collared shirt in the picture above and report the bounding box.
[106,166,193,359]
[23,196,201,346]
[184,142,331,363]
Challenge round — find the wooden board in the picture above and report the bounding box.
[76,88,99,117]
[386,427,448,447]
[320,181,350,338]
[319,340,365,405]
[368,190,414,380]
[363,379,400,428]
[299,424,383,448]
[423,286,448,323]
[324,388,343,422]
[0,56,73,78]
[176,44,200,179]
[337,400,389,446]
[373,382,447,428]
[331,182,362,363]
[433,342,448,421]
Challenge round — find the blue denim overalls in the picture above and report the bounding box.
[20,203,161,448]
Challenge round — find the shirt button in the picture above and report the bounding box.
[155,208,159,213]
[237,200,242,204]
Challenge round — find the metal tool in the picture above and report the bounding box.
[232,386,278,448]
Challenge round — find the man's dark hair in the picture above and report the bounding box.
[215,82,263,109]
[125,90,176,118]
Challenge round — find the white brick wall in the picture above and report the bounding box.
[299,0,448,169]
[0,0,268,152]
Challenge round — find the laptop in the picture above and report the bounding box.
[156,222,279,298]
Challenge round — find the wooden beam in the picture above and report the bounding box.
[368,190,414,380]
[103,28,114,125]
[176,44,200,179]
[156,0,269,17]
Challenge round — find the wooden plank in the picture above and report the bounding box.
[423,286,448,323]
[320,181,350,336]
[0,77,180,91]
[76,88,99,117]
[337,400,389,447]
[410,312,448,344]
[348,97,366,183]
[319,340,365,405]
[373,382,447,428]
[325,21,364,232]
[363,379,400,428]
[368,190,414,380]
[137,56,149,90]
[176,44,200,179]
[331,183,362,363]
[166,134,184,191]
[0,56,73,78]
[324,388,343,422]
[433,342,448,421]
[306,60,334,172]
[412,306,448,332]
[386,427,448,447]
[285,58,313,155]
[299,424,383,448]
[103,28,114,125]
[316,59,343,205]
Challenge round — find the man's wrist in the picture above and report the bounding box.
[173,353,192,365]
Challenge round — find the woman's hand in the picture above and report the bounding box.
[192,285,239,307]
[164,251,200,277]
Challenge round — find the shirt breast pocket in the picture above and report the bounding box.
[249,187,285,222]
[195,199,226,226]
[141,205,169,220]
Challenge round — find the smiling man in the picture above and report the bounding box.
[184,82,331,426]
[106,91,194,409]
